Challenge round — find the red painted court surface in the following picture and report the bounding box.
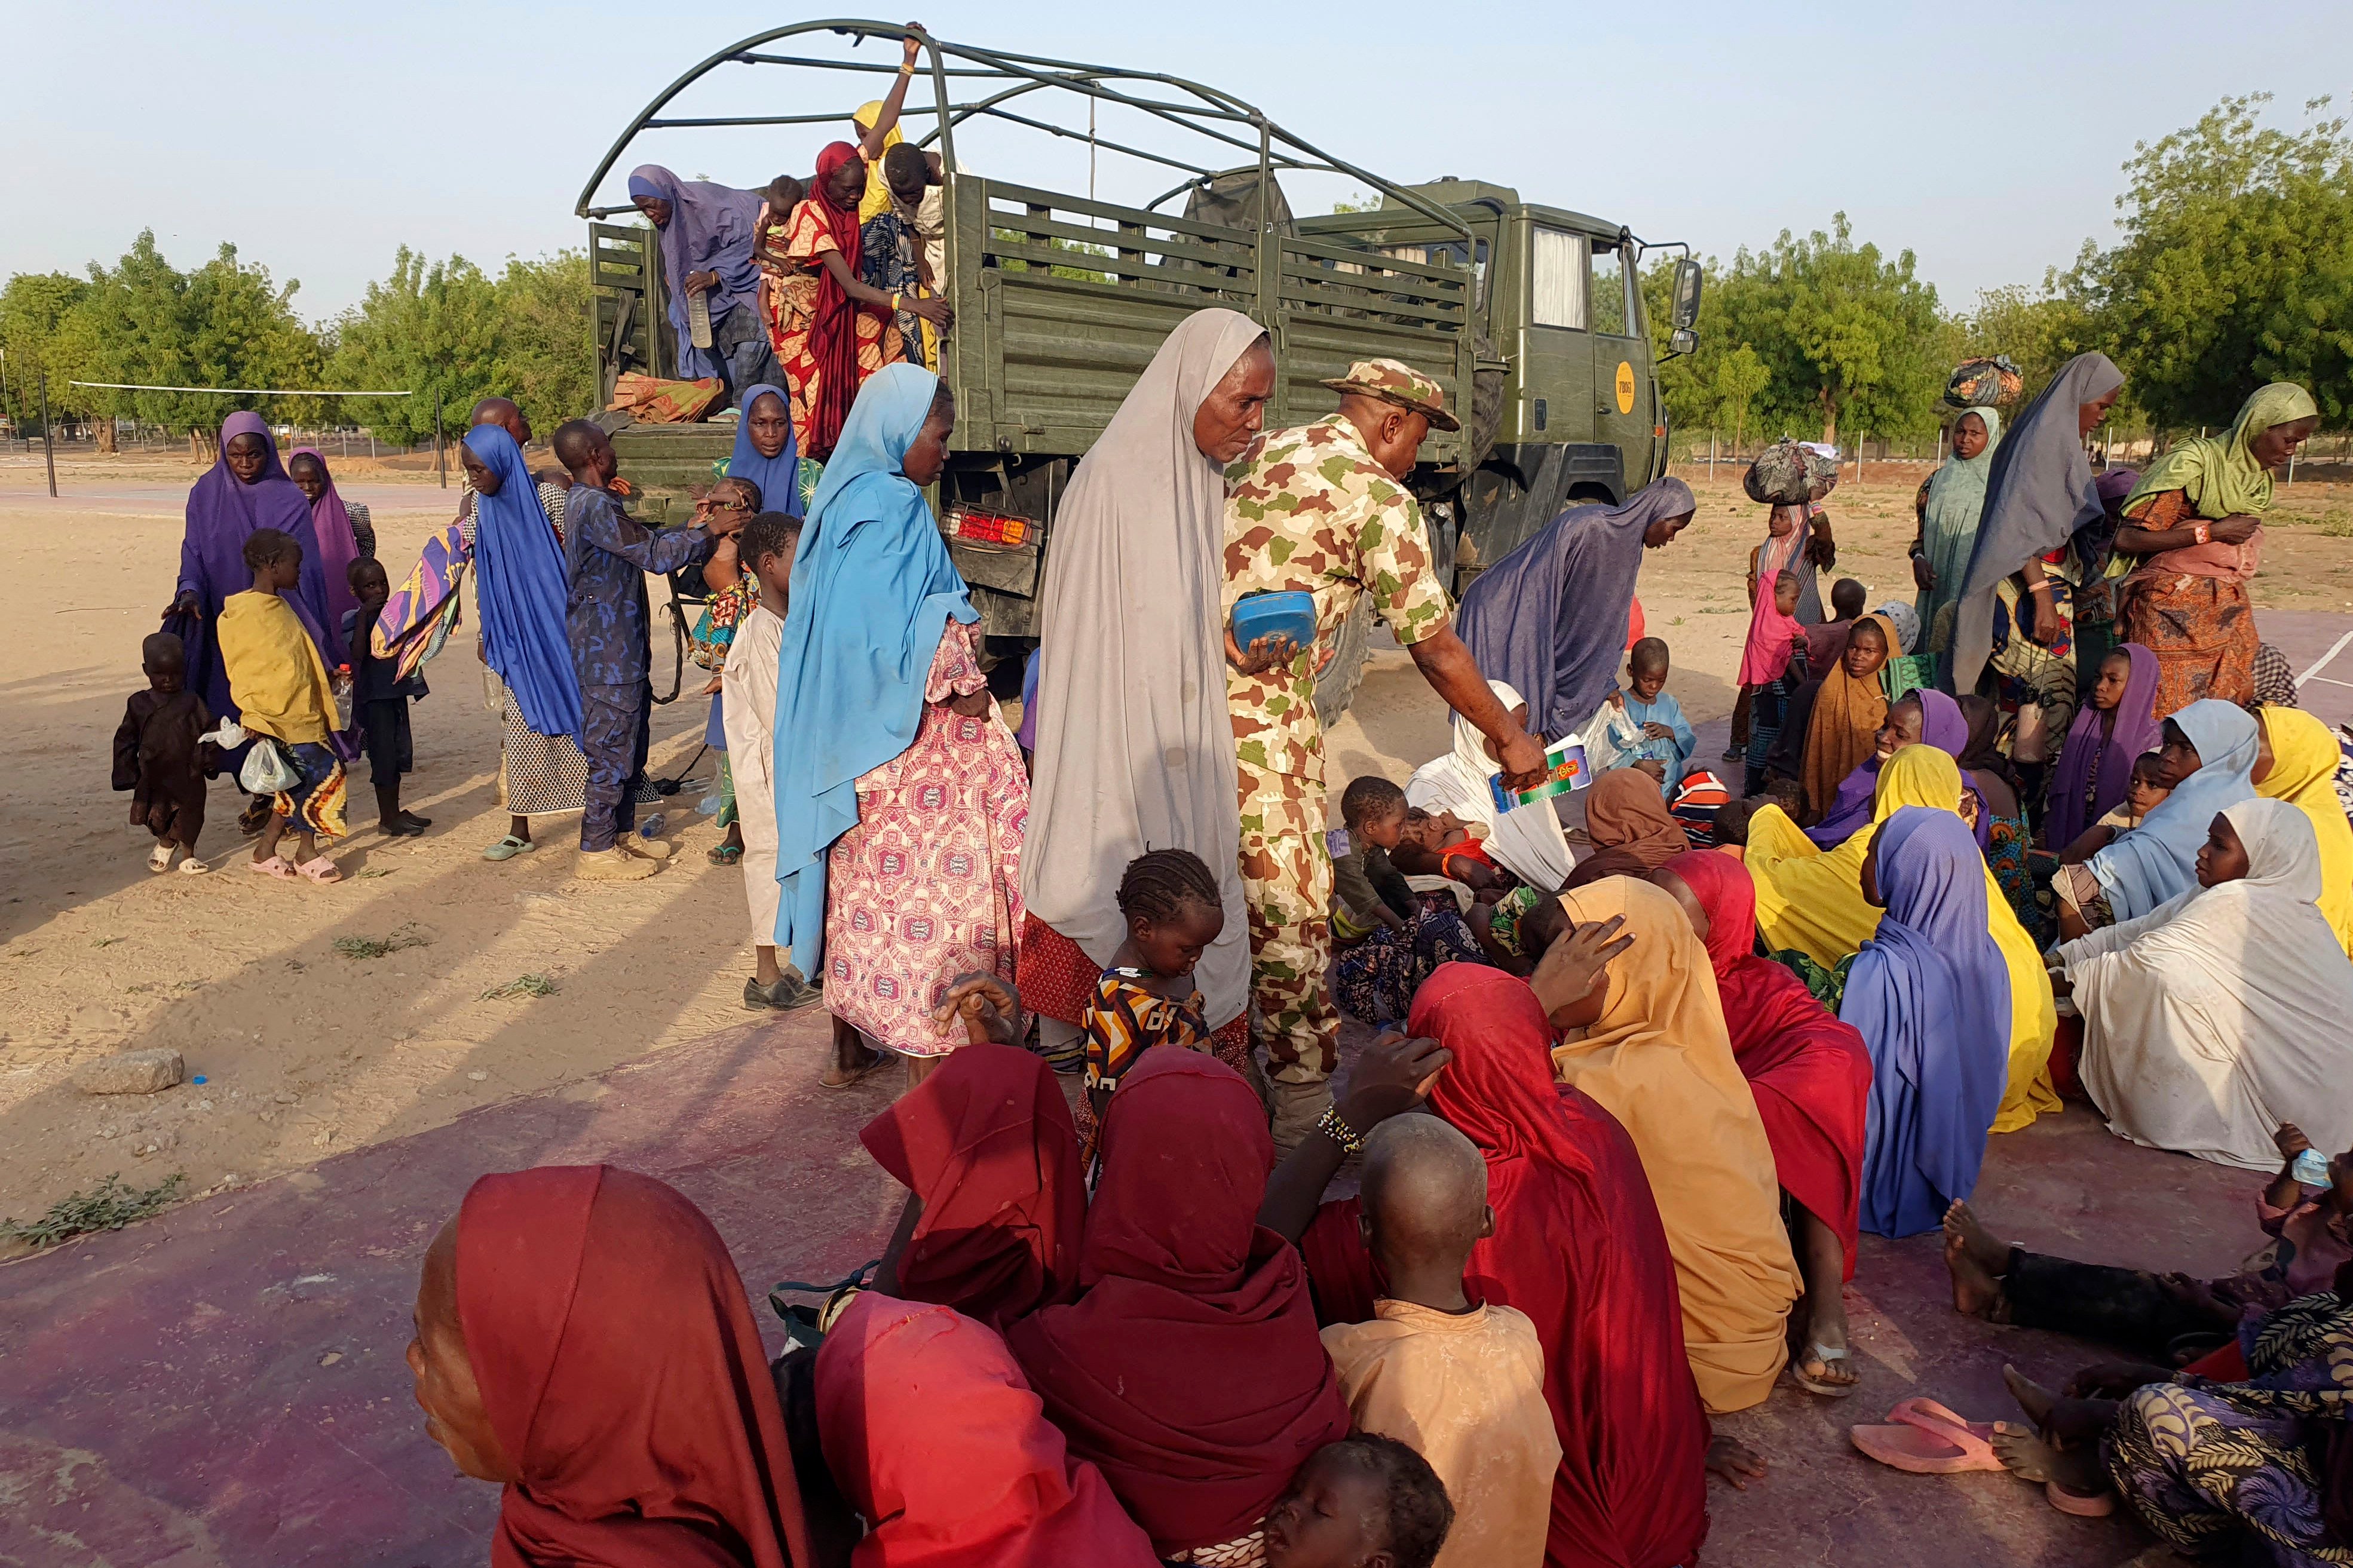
[1,990,2260,1568]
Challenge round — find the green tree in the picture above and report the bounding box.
[0,271,91,429]
[328,248,504,446]
[1714,343,1769,456]
[494,250,594,437]
[2075,94,2353,427]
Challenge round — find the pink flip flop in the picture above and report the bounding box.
[293,856,343,885]
[2045,1480,2118,1517]
[1850,1397,2006,1474]
[247,855,296,880]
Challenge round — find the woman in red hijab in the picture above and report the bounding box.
[1004,1050,1349,1561]
[857,1041,1086,1332]
[1651,851,1873,1399]
[406,1164,813,1568]
[816,1292,1160,1567]
[1299,964,1711,1568]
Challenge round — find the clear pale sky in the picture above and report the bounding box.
[7,2,2349,324]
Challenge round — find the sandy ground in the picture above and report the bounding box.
[4,447,2351,1227]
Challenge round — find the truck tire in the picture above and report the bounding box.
[1314,596,1374,729]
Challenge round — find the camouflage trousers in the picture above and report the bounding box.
[1238,760,1337,1083]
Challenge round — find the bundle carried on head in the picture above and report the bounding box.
[1945,355,2023,409]
[1744,438,1840,506]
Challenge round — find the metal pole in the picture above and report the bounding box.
[1708,431,1715,480]
[434,390,446,488]
[38,369,56,498]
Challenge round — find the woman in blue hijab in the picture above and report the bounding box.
[1842,805,2012,1238]
[725,383,804,517]
[770,363,1030,1087]
[2054,698,2258,937]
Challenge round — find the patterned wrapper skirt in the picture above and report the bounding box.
[497,681,658,817]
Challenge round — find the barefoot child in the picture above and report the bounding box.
[1617,637,1696,791]
[344,558,431,839]
[721,511,822,1012]
[1261,1435,1455,1568]
[113,631,213,874]
[218,529,346,882]
[1076,848,1225,1166]
[1319,1116,1559,1568]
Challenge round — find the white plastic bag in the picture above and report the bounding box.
[238,737,301,794]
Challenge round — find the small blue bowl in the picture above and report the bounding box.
[1231,590,1316,655]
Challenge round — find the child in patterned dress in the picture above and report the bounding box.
[1075,848,1225,1170]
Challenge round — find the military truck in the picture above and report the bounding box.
[579,23,1701,719]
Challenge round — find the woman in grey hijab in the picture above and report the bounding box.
[1947,353,2125,694]
[1020,309,1274,1056]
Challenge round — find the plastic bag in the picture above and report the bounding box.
[1743,439,1840,506]
[1946,355,2023,409]
[238,737,301,794]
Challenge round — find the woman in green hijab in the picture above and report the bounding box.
[1910,405,2000,655]
[2115,382,2320,716]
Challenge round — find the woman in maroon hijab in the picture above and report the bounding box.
[1650,851,1873,1399]
[1004,1050,1350,1561]
[406,1165,813,1568]
[1298,964,1712,1568]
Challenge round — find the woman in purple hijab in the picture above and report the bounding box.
[1454,477,1698,742]
[2042,642,2163,851]
[164,412,333,757]
[627,165,783,407]
[1804,688,1984,848]
[288,447,363,631]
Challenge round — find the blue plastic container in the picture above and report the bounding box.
[1230,590,1316,655]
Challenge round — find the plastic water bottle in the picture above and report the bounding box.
[2293,1148,2332,1186]
[639,815,666,840]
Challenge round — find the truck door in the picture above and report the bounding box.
[1587,236,1656,484]
[1518,226,1594,448]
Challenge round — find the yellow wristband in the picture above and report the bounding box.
[889,293,902,313]
[899,62,916,75]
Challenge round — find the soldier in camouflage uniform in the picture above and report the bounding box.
[1223,358,1548,1144]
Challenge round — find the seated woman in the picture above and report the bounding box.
[2253,702,2353,957]
[2052,698,2257,940]
[815,1293,1162,1566]
[1652,851,1874,1397]
[1802,687,1971,848]
[1747,745,2058,1133]
[2042,644,2164,853]
[1548,874,1800,1414]
[1986,1263,2353,1556]
[2054,798,2353,1169]
[1404,678,1573,891]
[1004,1050,1351,1563]
[1842,808,2013,1238]
[1761,612,1892,824]
[405,1165,816,1566]
[1288,963,1716,1568]
[1567,766,1697,888]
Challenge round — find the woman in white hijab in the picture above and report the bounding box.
[1020,309,1274,1058]
[1405,679,1573,890]
[2054,796,2353,1169]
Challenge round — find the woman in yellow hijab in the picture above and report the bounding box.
[1540,874,1799,1413]
[2254,703,2353,955]
[1747,745,2057,1130]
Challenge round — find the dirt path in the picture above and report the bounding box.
[5,450,2349,1225]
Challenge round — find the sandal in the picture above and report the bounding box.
[247,855,296,880]
[819,1048,893,1090]
[1793,1340,1859,1398]
[483,834,535,862]
[237,801,273,836]
[294,857,343,884]
[1850,1398,2006,1474]
[708,842,745,865]
[2045,1480,2118,1517]
[177,857,212,875]
[148,843,177,873]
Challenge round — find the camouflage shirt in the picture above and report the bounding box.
[1223,415,1450,788]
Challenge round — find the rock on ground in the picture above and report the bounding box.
[72,1050,184,1097]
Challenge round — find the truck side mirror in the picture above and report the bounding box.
[1668,327,1698,357]
[1671,258,1703,331]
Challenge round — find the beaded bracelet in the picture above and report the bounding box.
[1316,1103,1366,1155]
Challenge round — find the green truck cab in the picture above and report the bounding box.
[580,25,1699,719]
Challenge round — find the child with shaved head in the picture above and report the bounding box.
[1319,1115,1562,1568]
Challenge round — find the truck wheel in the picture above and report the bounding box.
[1314,597,1374,729]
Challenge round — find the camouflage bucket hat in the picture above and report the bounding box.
[1319,357,1460,432]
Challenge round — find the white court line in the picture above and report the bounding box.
[2308,675,2353,689]
[2301,628,2353,687]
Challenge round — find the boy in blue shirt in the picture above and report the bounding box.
[1617,636,1695,791]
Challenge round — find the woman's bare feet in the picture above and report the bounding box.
[2005,1363,2119,1446]
[1788,1204,1858,1394]
[820,1017,889,1088]
[1942,1201,2011,1317]
[1989,1423,2110,1496]
[2003,1363,2058,1432]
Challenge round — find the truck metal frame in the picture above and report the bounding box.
[580,22,1698,718]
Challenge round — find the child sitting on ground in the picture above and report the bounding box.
[1076,848,1224,1164]
[721,511,823,1014]
[343,557,431,840]
[112,631,214,874]
[1613,637,1696,791]
[1345,776,1505,897]
[1261,1434,1454,1568]
[1319,1117,1554,1568]
[218,528,346,883]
